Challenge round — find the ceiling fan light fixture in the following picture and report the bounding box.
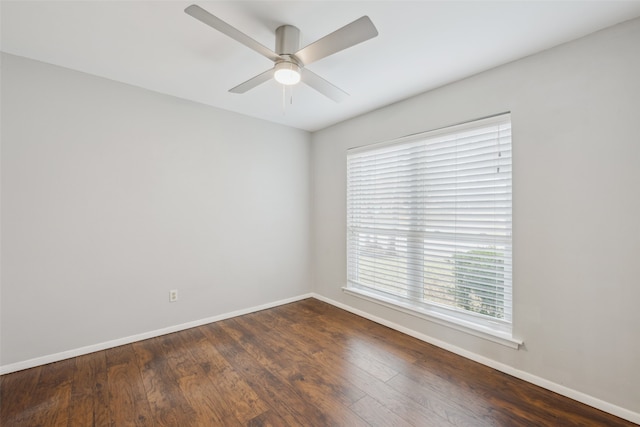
[274,61,301,85]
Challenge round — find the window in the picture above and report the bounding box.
[346,114,517,346]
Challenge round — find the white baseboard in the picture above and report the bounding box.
[311,293,640,425]
[0,293,313,375]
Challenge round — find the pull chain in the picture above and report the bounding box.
[281,84,295,114]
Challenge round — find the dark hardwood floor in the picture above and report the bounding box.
[0,298,635,426]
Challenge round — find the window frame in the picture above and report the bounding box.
[344,114,521,349]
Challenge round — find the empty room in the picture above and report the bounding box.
[1,1,639,425]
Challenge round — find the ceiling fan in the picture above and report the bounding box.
[185,4,378,102]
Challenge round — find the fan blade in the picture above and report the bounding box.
[301,69,349,102]
[294,16,378,65]
[229,68,274,94]
[185,5,281,62]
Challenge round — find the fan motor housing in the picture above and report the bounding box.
[275,25,301,55]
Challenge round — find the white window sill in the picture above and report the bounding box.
[342,286,523,349]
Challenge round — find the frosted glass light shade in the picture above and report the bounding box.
[274,62,301,85]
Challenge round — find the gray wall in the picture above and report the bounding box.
[1,53,311,366]
[311,18,640,416]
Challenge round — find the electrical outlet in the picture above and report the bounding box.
[169,290,178,302]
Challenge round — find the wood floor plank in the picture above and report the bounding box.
[209,319,365,426]
[246,409,291,427]
[20,358,75,427]
[0,366,43,426]
[264,306,400,382]
[234,310,466,426]
[132,336,199,426]
[174,327,265,426]
[1,298,637,427]
[350,395,415,427]
[69,351,111,426]
[258,307,464,426]
[157,331,241,426]
[407,343,630,427]
[105,344,154,426]
[275,301,421,371]
[197,321,333,426]
[387,370,514,426]
[234,313,367,407]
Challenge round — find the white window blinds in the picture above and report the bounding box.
[347,114,512,336]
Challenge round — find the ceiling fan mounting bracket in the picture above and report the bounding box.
[275,25,301,57]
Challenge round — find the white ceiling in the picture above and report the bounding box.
[2,1,640,132]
